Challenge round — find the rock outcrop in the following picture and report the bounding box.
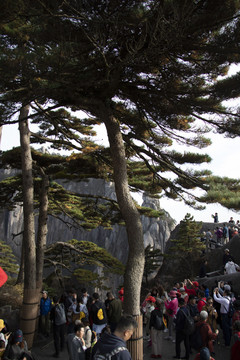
[156,221,240,293]
[0,171,176,290]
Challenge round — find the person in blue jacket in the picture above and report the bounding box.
[39,290,52,337]
[91,315,137,360]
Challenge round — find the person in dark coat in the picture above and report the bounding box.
[92,315,137,360]
[199,260,208,278]
[149,299,164,358]
[50,296,66,358]
[3,330,28,360]
[187,295,199,323]
[67,323,86,360]
[89,293,108,337]
[174,298,190,360]
[223,249,235,266]
[107,292,122,333]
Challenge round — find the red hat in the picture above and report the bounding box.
[192,281,199,288]
[146,296,156,303]
[169,290,177,298]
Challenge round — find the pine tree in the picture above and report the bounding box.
[143,245,163,286]
[44,239,124,289]
[1,2,240,355]
[0,239,18,276]
[170,213,204,277]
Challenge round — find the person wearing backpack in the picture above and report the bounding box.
[50,295,66,358]
[173,297,190,360]
[213,287,232,346]
[91,315,137,360]
[192,311,218,356]
[149,298,164,358]
[89,293,107,337]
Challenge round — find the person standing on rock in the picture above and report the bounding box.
[212,213,218,223]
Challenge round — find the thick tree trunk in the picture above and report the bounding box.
[16,239,25,284]
[103,113,145,316]
[36,169,49,290]
[103,113,144,360]
[19,105,39,348]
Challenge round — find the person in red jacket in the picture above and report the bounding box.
[0,267,7,288]
[184,279,199,297]
[194,311,219,355]
[197,291,207,313]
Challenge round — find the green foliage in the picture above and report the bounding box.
[199,176,240,211]
[0,239,19,276]
[169,213,204,276]
[44,239,125,286]
[1,0,240,211]
[143,245,163,285]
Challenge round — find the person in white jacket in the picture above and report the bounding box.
[213,287,232,346]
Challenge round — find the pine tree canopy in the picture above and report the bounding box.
[0,146,164,229]
[44,239,125,286]
[1,0,240,208]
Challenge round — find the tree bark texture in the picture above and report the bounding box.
[36,170,49,290]
[103,113,145,316]
[19,105,38,348]
[16,239,25,284]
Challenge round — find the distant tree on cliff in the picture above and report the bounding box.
[0,239,18,277]
[170,213,204,277]
[143,245,162,286]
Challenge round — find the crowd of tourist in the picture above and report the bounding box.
[0,276,240,360]
[141,277,240,360]
[0,288,135,360]
[202,215,240,251]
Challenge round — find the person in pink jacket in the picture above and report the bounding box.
[164,290,178,342]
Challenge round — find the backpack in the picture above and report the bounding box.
[223,297,235,318]
[93,346,128,360]
[155,314,164,330]
[190,324,204,351]
[97,308,104,321]
[228,299,235,318]
[181,309,195,335]
[55,303,66,325]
